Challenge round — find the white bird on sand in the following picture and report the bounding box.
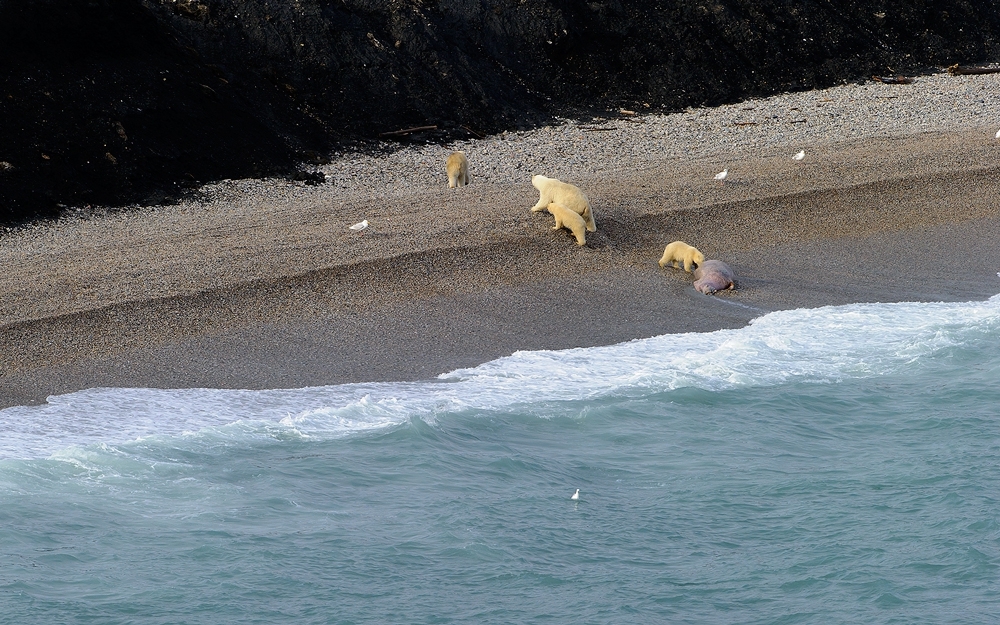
[571,489,580,501]
[714,169,728,181]
[349,219,369,232]
[793,150,806,161]
[995,128,1000,139]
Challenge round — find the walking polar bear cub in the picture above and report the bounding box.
[658,241,704,273]
[546,202,588,246]
[446,151,469,188]
[530,175,597,232]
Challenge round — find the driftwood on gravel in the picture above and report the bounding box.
[872,75,914,84]
[947,64,1000,76]
[378,125,439,138]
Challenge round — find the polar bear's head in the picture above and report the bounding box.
[531,174,552,190]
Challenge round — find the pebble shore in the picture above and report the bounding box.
[323,71,1000,190]
[2,70,1000,406]
[2,70,999,327]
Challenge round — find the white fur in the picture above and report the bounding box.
[547,202,588,246]
[658,241,704,273]
[530,175,596,232]
[447,151,469,188]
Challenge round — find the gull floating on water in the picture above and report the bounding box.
[793,150,806,161]
[714,169,728,181]
[349,219,369,231]
[571,489,580,501]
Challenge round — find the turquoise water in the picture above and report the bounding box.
[2,296,1000,624]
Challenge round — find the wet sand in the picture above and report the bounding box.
[2,81,1000,409]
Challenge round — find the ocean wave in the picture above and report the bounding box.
[450,294,1000,397]
[1,295,998,461]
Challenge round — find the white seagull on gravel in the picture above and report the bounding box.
[571,489,580,501]
[349,219,369,232]
[995,128,1000,139]
[714,169,728,182]
[793,150,805,161]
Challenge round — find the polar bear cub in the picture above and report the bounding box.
[547,202,588,246]
[530,175,596,232]
[658,240,704,273]
[447,151,469,188]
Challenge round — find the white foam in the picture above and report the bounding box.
[2,295,998,459]
[442,295,1000,398]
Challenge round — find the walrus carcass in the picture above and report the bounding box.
[693,260,736,294]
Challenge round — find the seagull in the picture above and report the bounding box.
[571,488,580,501]
[349,219,369,232]
[793,150,805,161]
[995,128,1000,139]
[714,169,728,182]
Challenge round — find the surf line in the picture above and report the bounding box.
[701,295,767,313]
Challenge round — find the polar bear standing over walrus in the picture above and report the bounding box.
[447,151,469,188]
[546,202,588,246]
[658,241,704,273]
[530,175,596,232]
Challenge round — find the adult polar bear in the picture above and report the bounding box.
[530,175,597,232]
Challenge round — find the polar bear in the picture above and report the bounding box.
[658,240,704,273]
[447,151,469,188]
[530,175,596,232]
[546,202,588,246]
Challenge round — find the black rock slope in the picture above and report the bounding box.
[1,0,998,223]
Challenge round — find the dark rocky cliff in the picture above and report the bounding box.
[1,0,998,223]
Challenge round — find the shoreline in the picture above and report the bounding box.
[3,73,1000,409]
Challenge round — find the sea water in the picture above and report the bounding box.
[2,296,1000,624]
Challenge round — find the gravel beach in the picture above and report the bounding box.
[3,71,1000,408]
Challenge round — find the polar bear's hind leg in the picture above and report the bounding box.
[582,204,597,232]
